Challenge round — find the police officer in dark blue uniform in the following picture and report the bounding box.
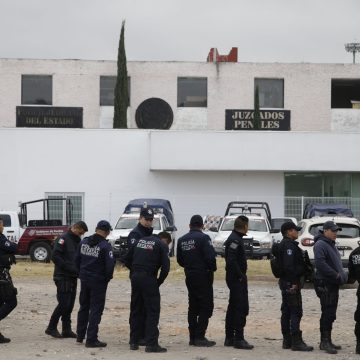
[347,240,360,354]
[75,220,115,348]
[124,206,155,346]
[314,221,347,354]
[278,221,313,351]
[125,231,170,353]
[224,215,253,350]
[46,221,88,338]
[0,217,17,343]
[177,215,217,347]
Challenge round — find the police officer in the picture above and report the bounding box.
[75,220,115,348]
[177,215,217,347]
[224,215,253,350]
[124,206,155,346]
[125,231,170,353]
[314,220,347,354]
[347,240,360,354]
[45,221,88,338]
[0,218,17,343]
[277,221,313,351]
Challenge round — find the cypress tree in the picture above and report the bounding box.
[253,85,261,130]
[113,20,128,129]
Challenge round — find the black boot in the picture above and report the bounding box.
[145,344,167,353]
[233,339,254,350]
[193,337,216,347]
[45,327,63,338]
[224,337,234,346]
[356,342,360,355]
[320,331,337,354]
[291,331,313,351]
[282,333,291,349]
[0,333,10,343]
[62,324,77,338]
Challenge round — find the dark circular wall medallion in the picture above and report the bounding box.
[135,98,173,129]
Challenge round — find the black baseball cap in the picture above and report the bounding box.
[190,215,204,227]
[140,207,154,220]
[281,221,302,235]
[323,221,342,232]
[96,220,112,231]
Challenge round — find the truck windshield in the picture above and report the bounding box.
[221,218,267,232]
[115,217,161,230]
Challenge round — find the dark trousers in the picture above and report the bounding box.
[0,272,17,322]
[129,272,160,346]
[76,280,108,342]
[314,280,339,332]
[185,271,214,340]
[354,286,360,339]
[279,281,303,335]
[225,276,249,340]
[48,278,77,330]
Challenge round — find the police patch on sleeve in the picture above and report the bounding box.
[130,238,136,244]
[5,241,11,247]
[58,238,65,245]
[109,251,113,258]
[287,249,292,255]
[230,242,238,250]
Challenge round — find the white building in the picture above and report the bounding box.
[0,57,360,234]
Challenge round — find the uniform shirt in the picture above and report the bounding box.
[126,234,170,285]
[0,233,17,269]
[177,229,217,275]
[127,223,153,248]
[279,237,306,284]
[52,229,81,280]
[224,230,247,280]
[348,246,360,282]
[76,234,115,283]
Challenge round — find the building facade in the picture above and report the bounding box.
[0,58,360,233]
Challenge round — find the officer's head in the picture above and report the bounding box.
[322,221,342,242]
[139,207,154,228]
[158,231,172,245]
[234,215,249,233]
[0,218,3,234]
[71,221,89,237]
[189,215,204,230]
[95,220,112,238]
[281,221,302,240]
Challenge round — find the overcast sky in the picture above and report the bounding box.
[0,0,359,63]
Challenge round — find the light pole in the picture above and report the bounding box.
[345,43,360,64]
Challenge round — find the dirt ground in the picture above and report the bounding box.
[1,267,360,360]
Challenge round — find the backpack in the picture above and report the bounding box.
[270,241,284,278]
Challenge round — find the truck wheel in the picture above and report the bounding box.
[30,242,52,262]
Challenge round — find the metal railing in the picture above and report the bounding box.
[285,196,360,220]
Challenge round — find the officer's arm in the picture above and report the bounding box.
[203,236,217,272]
[227,241,244,279]
[75,241,82,272]
[176,241,184,267]
[157,243,170,286]
[52,238,78,275]
[282,243,297,284]
[123,241,134,270]
[348,252,356,283]
[314,243,339,282]
[104,243,116,282]
[0,236,18,254]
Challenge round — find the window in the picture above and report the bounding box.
[21,75,52,105]
[254,78,284,108]
[100,76,130,106]
[331,79,360,108]
[46,192,84,224]
[177,77,207,107]
[0,214,12,227]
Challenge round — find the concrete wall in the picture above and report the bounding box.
[2,128,360,235]
[1,59,360,131]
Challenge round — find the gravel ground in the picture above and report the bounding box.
[1,276,359,360]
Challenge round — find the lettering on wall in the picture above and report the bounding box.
[16,107,83,128]
[225,110,291,130]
